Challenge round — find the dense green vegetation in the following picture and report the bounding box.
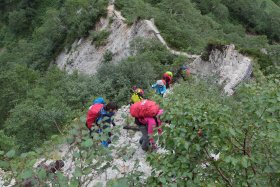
[0,37,184,153]
[0,0,107,70]
[116,0,280,71]
[0,0,280,186]
[146,77,280,186]
[0,0,106,152]
[193,0,280,41]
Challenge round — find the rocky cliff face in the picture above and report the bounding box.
[0,105,153,187]
[55,2,252,96]
[64,106,152,187]
[190,44,252,95]
[55,4,156,74]
[42,106,152,187]
[55,2,199,75]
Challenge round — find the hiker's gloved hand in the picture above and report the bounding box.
[151,144,157,151]
[112,121,116,126]
[90,126,95,131]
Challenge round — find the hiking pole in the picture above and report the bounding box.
[123,125,140,131]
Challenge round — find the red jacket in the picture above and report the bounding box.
[163,73,172,84]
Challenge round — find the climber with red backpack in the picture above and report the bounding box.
[130,100,164,151]
[173,65,191,82]
[163,71,173,89]
[86,101,118,147]
[178,65,191,81]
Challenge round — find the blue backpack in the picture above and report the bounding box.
[92,97,106,105]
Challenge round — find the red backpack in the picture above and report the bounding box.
[86,104,104,129]
[130,100,160,118]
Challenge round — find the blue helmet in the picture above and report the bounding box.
[92,97,106,105]
[180,65,189,70]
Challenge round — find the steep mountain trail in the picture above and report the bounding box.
[0,1,256,186]
[62,105,154,186]
[56,1,253,95]
[108,1,199,59]
[0,105,161,186]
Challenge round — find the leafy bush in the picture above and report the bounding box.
[201,40,228,61]
[2,68,97,152]
[8,9,30,35]
[272,0,280,6]
[130,38,187,77]
[0,131,15,152]
[102,50,113,63]
[96,59,156,105]
[116,0,222,53]
[146,77,280,186]
[0,63,39,126]
[90,30,110,47]
[117,0,279,57]
[5,99,72,152]
[63,0,107,46]
[267,45,280,68]
[239,48,275,75]
[221,0,280,41]
[1,0,107,71]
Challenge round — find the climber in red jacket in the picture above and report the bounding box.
[163,72,172,89]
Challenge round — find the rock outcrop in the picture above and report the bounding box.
[0,169,14,187]
[190,44,252,95]
[55,2,198,75]
[30,106,152,187]
[56,4,156,74]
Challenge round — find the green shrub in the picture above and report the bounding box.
[102,50,113,63]
[2,68,95,152]
[0,130,15,152]
[0,63,39,127]
[4,99,72,152]
[147,77,280,186]
[116,0,222,53]
[239,48,274,75]
[90,30,110,47]
[96,59,156,105]
[130,38,187,76]
[8,9,29,35]
[201,40,228,61]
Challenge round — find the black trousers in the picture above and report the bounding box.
[135,118,149,151]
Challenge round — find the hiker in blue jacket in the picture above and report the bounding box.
[95,102,117,147]
[152,80,167,97]
[88,98,117,147]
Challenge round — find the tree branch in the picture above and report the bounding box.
[204,148,233,187]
